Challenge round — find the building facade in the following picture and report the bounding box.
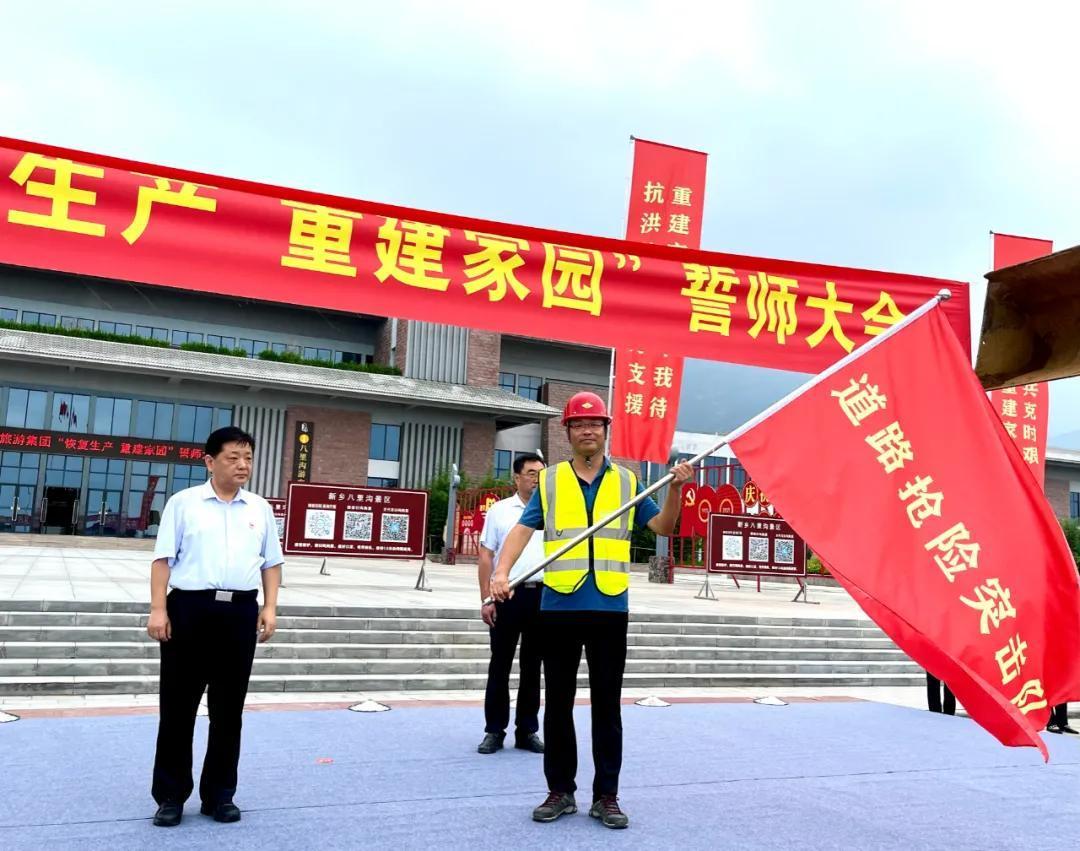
[0,265,613,537]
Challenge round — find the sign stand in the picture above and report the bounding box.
[414,558,433,592]
[694,570,717,601]
[791,578,819,605]
[319,558,330,576]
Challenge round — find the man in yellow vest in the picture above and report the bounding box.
[491,391,692,830]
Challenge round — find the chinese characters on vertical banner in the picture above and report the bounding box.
[989,233,1053,490]
[610,349,683,463]
[614,138,707,460]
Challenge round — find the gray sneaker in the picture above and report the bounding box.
[589,795,629,829]
[532,791,577,822]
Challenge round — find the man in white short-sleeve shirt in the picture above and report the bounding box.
[147,426,283,828]
[476,452,546,755]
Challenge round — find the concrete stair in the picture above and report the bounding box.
[0,601,923,695]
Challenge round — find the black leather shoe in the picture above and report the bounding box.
[515,732,544,753]
[1046,723,1064,734]
[477,732,505,754]
[153,802,183,827]
[1062,725,1080,735]
[200,801,241,822]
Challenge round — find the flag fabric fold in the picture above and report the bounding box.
[729,302,1080,758]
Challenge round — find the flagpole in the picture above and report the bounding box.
[486,289,951,600]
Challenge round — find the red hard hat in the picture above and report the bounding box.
[562,391,611,426]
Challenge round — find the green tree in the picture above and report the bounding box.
[1061,518,1080,570]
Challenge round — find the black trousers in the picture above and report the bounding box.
[152,590,259,806]
[484,584,542,736]
[541,613,628,800]
[1051,703,1069,726]
[926,673,956,715]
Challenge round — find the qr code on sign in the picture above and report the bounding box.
[304,508,335,540]
[721,534,743,561]
[380,513,409,543]
[748,536,770,562]
[774,538,795,565]
[343,510,373,541]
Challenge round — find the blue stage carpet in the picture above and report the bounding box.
[1,701,1078,849]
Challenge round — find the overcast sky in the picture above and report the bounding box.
[3,0,1079,445]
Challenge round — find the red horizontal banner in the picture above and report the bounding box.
[0,137,970,373]
[0,425,203,462]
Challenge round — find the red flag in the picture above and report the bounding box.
[613,138,706,460]
[610,347,683,462]
[729,302,1080,757]
[988,233,1052,489]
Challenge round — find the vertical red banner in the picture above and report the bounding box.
[610,348,684,463]
[613,138,707,462]
[988,233,1052,489]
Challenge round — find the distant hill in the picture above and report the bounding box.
[1050,429,1080,451]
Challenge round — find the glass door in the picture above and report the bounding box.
[0,451,41,532]
[85,458,125,535]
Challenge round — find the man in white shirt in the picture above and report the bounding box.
[148,426,283,828]
[477,452,546,755]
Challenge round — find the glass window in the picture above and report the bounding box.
[370,423,401,462]
[271,342,287,354]
[51,393,90,433]
[5,388,48,429]
[45,455,84,488]
[303,347,317,360]
[154,403,173,439]
[499,372,516,393]
[23,311,57,327]
[367,477,399,488]
[88,458,125,491]
[215,407,233,429]
[93,397,133,436]
[207,335,236,350]
[136,325,169,342]
[177,405,214,443]
[61,316,95,330]
[171,330,203,346]
[134,400,175,439]
[494,449,511,480]
[517,375,543,402]
[170,463,208,496]
[134,400,156,438]
[1072,492,1079,520]
[0,307,16,322]
[99,321,133,336]
[239,338,269,358]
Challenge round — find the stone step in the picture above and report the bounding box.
[0,657,921,678]
[0,641,910,662]
[0,625,897,649]
[0,613,888,639]
[0,600,875,628]
[0,670,927,696]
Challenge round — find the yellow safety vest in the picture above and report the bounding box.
[539,461,636,596]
